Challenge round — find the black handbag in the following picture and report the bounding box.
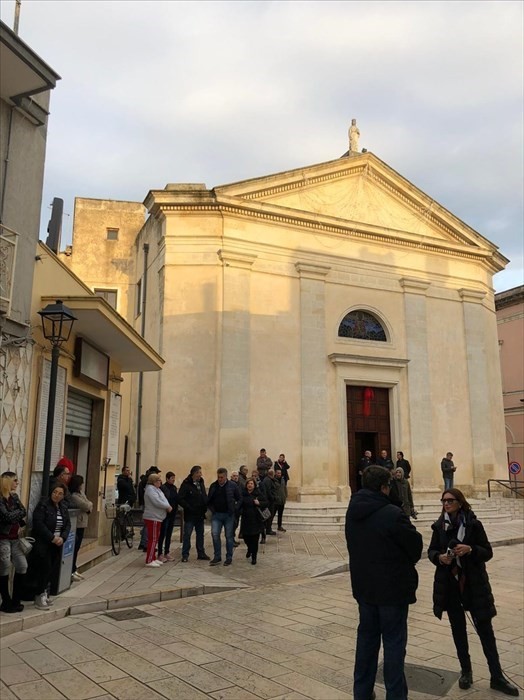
[257,507,271,521]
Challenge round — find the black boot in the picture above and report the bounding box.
[490,677,519,697]
[245,551,251,558]
[11,573,25,613]
[251,555,257,565]
[459,670,473,689]
[0,575,13,613]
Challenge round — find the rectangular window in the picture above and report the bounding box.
[136,278,142,317]
[106,228,119,240]
[94,288,118,309]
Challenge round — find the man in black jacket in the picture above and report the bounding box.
[345,466,423,700]
[117,466,136,506]
[178,466,210,563]
[207,468,241,566]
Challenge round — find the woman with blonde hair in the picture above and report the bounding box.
[0,474,28,613]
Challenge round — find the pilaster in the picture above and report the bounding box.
[400,277,434,487]
[459,288,494,482]
[295,262,335,500]
[217,250,257,467]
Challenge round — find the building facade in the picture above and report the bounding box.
[66,150,509,500]
[25,242,163,543]
[495,285,524,485]
[0,21,60,481]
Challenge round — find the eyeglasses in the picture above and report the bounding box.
[441,498,458,504]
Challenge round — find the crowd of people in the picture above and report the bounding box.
[133,449,291,568]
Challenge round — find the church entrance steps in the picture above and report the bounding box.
[283,498,515,531]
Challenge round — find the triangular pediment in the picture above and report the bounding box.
[214,153,499,255]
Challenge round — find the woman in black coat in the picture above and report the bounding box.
[428,489,518,697]
[239,479,267,565]
[28,483,71,610]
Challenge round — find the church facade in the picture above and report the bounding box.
[65,149,508,500]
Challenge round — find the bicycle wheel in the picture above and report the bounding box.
[123,512,134,548]
[111,518,121,555]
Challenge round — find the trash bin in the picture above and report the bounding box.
[51,508,78,595]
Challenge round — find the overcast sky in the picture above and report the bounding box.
[3,0,523,291]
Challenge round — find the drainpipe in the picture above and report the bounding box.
[135,242,149,485]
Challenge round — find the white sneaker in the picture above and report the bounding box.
[34,593,50,610]
[71,571,84,582]
[154,559,164,566]
[145,561,161,568]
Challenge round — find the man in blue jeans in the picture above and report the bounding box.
[207,468,241,567]
[441,452,456,491]
[178,465,210,563]
[345,466,423,700]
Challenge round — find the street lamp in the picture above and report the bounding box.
[38,300,77,498]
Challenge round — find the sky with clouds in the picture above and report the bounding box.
[2,0,523,291]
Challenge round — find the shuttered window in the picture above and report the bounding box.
[65,391,93,438]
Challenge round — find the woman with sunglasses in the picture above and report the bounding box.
[428,489,518,696]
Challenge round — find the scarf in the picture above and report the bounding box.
[443,510,466,593]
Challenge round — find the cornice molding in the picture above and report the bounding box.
[242,164,366,200]
[459,288,487,304]
[329,353,409,368]
[148,201,504,273]
[400,277,431,295]
[295,262,331,280]
[217,249,257,269]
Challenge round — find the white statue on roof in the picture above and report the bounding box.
[349,118,360,152]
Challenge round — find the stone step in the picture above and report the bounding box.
[77,544,113,573]
[284,514,514,532]
[283,500,514,531]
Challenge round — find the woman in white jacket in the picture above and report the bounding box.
[143,473,172,567]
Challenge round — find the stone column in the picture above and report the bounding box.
[217,250,257,467]
[295,262,334,501]
[459,288,494,482]
[400,277,434,488]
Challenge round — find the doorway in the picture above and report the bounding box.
[347,385,391,493]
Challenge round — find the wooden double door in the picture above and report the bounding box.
[346,385,391,493]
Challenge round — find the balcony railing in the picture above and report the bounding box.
[0,224,17,316]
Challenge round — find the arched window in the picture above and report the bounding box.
[338,310,387,341]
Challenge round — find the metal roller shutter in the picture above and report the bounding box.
[65,391,92,438]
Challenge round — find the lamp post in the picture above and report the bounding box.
[38,300,77,499]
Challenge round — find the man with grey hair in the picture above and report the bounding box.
[207,468,241,566]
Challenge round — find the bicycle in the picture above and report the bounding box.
[105,503,134,555]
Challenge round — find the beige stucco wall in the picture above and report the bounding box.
[62,197,145,319]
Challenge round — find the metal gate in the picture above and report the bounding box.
[65,391,92,438]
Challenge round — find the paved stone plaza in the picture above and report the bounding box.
[0,526,522,700]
